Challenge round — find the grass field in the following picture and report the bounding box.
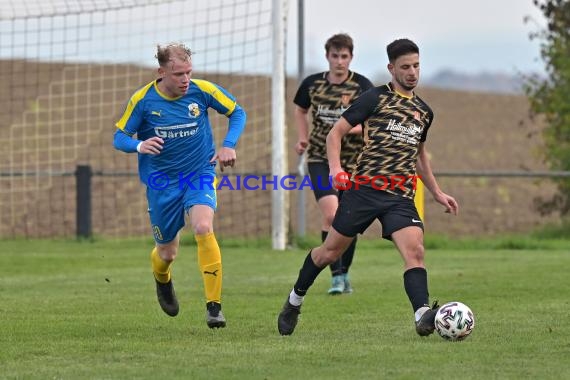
[1,236,569,379]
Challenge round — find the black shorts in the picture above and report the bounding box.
[307,162,338,201]
[332,185,423,240]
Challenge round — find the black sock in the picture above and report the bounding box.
[340,236,357,274]
[293,250,325,296]
[403,267,429,312]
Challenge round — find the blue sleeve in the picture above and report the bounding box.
[222,104,247,149]
[113,129,140,153]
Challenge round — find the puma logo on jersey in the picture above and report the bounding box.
[204,269,219,276]
[151,110,162,117]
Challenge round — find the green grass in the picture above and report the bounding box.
[1,238,569,379]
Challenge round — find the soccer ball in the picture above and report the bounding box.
[434,301,475,341]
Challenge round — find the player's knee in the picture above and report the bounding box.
[313,246,342,267]
[192,220,213,235]
[407,242,425,264]
[157,245,177,262]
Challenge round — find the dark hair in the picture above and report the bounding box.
[324,33,354,55]
[155,43,192,67]
[386,39,419,63]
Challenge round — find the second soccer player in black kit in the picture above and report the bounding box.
[293,33,374,295]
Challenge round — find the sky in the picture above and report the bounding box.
[286,0,547,79]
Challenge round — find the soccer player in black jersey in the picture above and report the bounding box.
[293,33,373,295]
[279,38,459,337]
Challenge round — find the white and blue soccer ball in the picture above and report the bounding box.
[434,301,475,341]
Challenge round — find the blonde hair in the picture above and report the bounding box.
[155,43,192,67]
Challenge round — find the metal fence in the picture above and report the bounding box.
[1,167,567,240]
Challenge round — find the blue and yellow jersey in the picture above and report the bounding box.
[115,78,241,186]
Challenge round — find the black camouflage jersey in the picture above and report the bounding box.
[293,71,374,172]
[341,82,434,199]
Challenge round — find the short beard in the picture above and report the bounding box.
[396,77,416,91]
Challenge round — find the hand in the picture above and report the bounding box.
[139,136,164,155]
[210,147,236,172]
[434,192,459,215]
[330,168,350,190]
[294,140,308,155]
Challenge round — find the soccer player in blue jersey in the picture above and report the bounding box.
[113,43,246,328]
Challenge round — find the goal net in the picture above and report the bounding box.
[0,0,282,240]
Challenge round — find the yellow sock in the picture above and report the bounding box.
[151,247,171,283]
[195,232,222,303]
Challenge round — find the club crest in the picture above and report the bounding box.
[188,103,200,118]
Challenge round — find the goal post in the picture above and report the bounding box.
[271,0,288,250]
